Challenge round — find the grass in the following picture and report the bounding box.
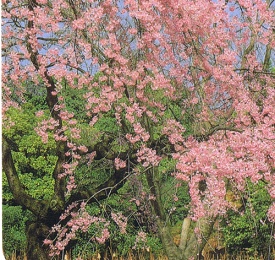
[5,248,275,260]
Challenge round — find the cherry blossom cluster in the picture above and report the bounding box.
[111,212,128,234]
[132,231,149,251]
[122,102,146,124]
[114,158,127,170]
[136,145,162,168]
[161,119,186,145]
[34,118,60,144]
[125,122,150,144]
[174,127,275,219]
[45,203,110,257]
[3,0,275,256]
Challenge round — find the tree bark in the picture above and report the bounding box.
[156,219,182,260]
[25,222,51,260]
[3,134,132,259]
[2,138,63,259]
[179,218,191,252]
[183,216,216,260]
[145,168,182,259]
[145,166,216,260]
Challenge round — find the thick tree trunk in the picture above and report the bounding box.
[156,215,215,260]
[155,215,215,260]
[183,216,216,260]
[145,167,215,260]
[2,138,64,259]
[25,221,51,260]
[2,139,49,216]
[179,218,191,252]
[145,168,182,259]
[3,135,132,259]
[157,219,182,260]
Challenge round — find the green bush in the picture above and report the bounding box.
[221,180,274,257]
[2,105,56,201]
[2,205,33,257]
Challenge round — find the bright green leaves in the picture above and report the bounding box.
[61,85,90,123]
[109,138,129,154]
[20,173,55,200]
[74,162,114,192]
[3,104,57,201]
[158,157,177,177]
[2,205,28,257]
[3,106,36,144]
[94,113,119,133]
[221,180,273,256]
[74,124,102,147]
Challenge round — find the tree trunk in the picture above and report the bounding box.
[25,221,52,260]
[145,167,215,260]
[2,138,64,259]
[183,216,216,260]
[179,218,191,252]
[145,168,182,259]
[156,219,182,260]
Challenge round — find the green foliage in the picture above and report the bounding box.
[157,157,191,224]
[2,205,35,257]
[71,195,164,259]
[74,160,114,192]
[23,92,48,112]
[60,72,112,124]
[2,105,56,201]
[61,85,90,123]
[94,113,119,134]
[168,183,191,224]
[221,180,274,257]
[75,123,102,147]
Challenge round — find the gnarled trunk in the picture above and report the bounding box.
[2,138,65,259]
[25,221,52,260]
[2,136,130,259]
[157,219,182,260]
[156,211,215,260]
[145,167,215,260]
[183,216,216,260]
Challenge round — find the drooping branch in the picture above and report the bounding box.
[205,125,244,137]
[193,125,244,142]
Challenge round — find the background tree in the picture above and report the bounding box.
[2,0,275,259]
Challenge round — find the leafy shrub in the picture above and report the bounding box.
[221,180,274,257]
[2,205,31,257]
[2,105,56,201]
